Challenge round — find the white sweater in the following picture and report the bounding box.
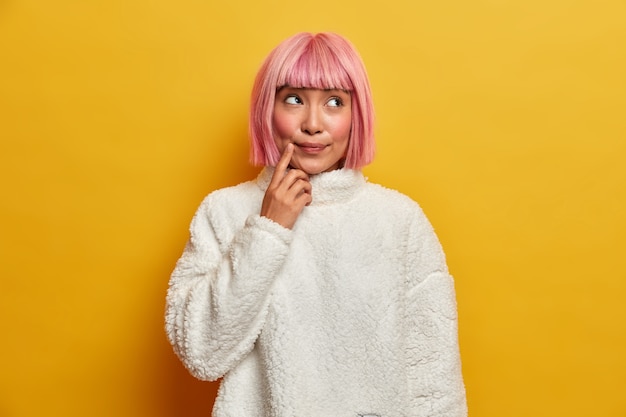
[165,167,467,417]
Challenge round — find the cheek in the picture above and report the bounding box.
[333,114,352,142]
[272,111,295,140]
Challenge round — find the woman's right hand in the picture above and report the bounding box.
[260,143,312,229]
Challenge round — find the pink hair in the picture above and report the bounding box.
[249,32,375,169]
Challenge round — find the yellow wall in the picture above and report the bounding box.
[1,0,625,416]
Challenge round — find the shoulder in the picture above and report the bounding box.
[359,182,442,244]
[362,183,449,277]
[361,182,426,217]
[200,179,260,209]
[198,168,271,213]
[185,178,265,247]
[192,178,263,227]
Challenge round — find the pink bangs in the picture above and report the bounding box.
[275,35,355,92]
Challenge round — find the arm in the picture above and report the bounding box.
[405,212,468,416]
[166,145,310,381]
[165,202,292,381]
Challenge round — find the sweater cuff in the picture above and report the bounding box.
[246,214,293,245]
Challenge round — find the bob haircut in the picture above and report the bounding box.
[249,32,375,169]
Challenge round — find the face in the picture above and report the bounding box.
[272,87,352,175]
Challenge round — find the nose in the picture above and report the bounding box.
[301,106,323,135]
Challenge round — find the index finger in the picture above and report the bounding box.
[271,143,294,183]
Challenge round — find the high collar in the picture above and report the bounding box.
[256,167,367,206]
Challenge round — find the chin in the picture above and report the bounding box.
[292,156,345,175]
[298,167,323,176]
[296,164,330,176]
[289,161,320,175]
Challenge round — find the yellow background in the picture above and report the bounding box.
[1,0,625,416]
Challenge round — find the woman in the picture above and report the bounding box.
[166,32,467,417]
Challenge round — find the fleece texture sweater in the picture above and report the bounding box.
[165,167,467,417]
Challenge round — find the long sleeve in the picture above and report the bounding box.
[404,212,467,416]
[165,195,292,381]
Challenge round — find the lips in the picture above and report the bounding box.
[295,142,327,153]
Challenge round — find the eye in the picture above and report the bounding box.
[327,97,343,107]
[284,95,302,105]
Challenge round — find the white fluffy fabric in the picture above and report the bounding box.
[166,167,467,417]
